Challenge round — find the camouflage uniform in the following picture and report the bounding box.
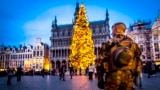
[97,22,142,90]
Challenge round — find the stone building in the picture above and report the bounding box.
[127,10,160,67]
[0,38,49,72]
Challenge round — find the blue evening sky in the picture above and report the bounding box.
[0,0,160,46]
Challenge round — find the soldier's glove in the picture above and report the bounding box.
[97,80,104,89]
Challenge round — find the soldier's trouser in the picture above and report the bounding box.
[104,70,133,90]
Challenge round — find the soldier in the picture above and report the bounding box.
[97,22,142,90]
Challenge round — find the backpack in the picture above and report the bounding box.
[111,37,134,68]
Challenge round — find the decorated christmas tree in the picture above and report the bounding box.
[69,3,96,69]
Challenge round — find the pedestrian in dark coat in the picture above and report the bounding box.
[59,63,66,81]
[41,68,45,78]
[17,66,22,81]
[69,66,74,79]
[7,67,13,85]
[146,61,152,78]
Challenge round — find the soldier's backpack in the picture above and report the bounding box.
[111,37,134,68]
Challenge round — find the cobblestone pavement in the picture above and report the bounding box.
[0,73,160,90]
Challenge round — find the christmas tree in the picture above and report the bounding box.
[69,4,96,69]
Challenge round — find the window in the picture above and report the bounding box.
[140,34,143,39]
[33,51,36,56]
[146,43,150,52]
[155,54,160,59]
[154,34,158,40]
[37,46,39,49]
[95,27,99,33]
[68,31,71,36]
[59,31,62,37]
[37,51,39,56]
[40,51,43,56]
[140,45,143,52]
[154,43,159,52]
[102,27,105,33]
[147,56,151,59]
[65,31,68,36]
[146,34,150,41]
[30,54,32,58]
[142,55,145,59]
[54,32,57,37]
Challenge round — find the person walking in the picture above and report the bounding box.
[17,66,22,81]
[69,65,74,79]
[7,67,13,85]
[146,61,152,78]
[41,68,45,78]
[85,67,88,75]
[59,63,66,81]
[88,63,95,80]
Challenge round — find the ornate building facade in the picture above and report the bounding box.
[50,2,110,69]
[0,38,49,72]
[127,10,160,66]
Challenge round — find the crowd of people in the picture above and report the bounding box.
[7,66,22,85]
[5,62,98,85]
[57,62,97,81]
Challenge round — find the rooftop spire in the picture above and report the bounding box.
[105,9,109,21]
[52,16,57,29]
[54,16,57,24]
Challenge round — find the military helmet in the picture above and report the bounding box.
[113,46,133,68]
[112,22,126,36]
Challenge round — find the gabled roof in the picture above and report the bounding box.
[152,19,160,30]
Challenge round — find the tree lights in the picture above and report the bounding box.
[69,4,96,70]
